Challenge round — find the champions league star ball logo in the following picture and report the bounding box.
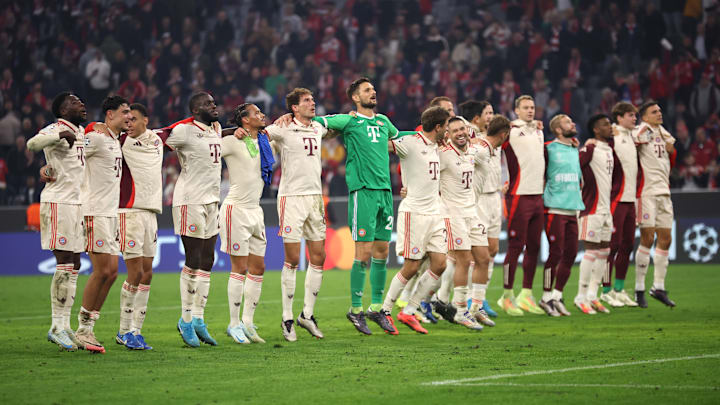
[683,223,719,263]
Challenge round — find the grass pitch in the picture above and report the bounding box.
[0,264,718,404]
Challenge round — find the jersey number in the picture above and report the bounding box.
[385,215,393,230]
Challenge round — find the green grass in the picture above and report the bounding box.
[1,264,719,404]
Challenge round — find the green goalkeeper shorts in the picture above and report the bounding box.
[348,188,394,242]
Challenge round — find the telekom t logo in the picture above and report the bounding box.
[76,146,85,166]
[428,161,439,180]
[367,126,380,143]
[303,137,318,156]
[209,143,221,163]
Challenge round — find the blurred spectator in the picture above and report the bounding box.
[85,49,111,107]
[689,73,720,125]
[690,128,718,167]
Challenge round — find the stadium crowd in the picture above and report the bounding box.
[1,0,720,206]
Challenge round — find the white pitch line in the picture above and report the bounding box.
[424,354,720,386]
[453,382,719,391]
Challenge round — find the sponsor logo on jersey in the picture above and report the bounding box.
[154,139,160,146]
[96,240,104,247]
[127,240,136,248]
[358,228,366,237]
[232,243,240,251]
[58,236,67,245]
[188,224,197,232]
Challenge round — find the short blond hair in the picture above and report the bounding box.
[514,95,534,109]
[549,114,568,136]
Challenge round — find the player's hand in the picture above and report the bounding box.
[58,131,76,148]
[502,182,509,194]
[584,138,597,146]
[571,137,580,147]
[400,186,407,198]
[535,120,544,131]
[665,141,675,153]
[612,126,619,136]
[234,127,250,139]
[274,113,293,127]
[348,111,358,118]
[39,165,56,182]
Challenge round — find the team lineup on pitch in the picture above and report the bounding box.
[30,77,680,354]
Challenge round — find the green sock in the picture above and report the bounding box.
[614,278,625,292]
[602,285,612,294]
[350,260,367,310]
[369,257,387,311]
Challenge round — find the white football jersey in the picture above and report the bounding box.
[266,118,327,197]
[504,119,545,195]
[580,141,614,216]
[391,133,442,214]
[82,128,122,217]
[166,120,222,206]
[222,135,264,208]
[634,124,673,196]
[439,143,476,218]
[612,124,638,203]
[27,119,86,205]
[119,129,163,213]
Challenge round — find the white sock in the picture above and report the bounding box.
[64,268,79,330]
[588,249,609,301]
[180,266,197,323]
[470,283,487,312]
[303,263,324,317]
[575,250,597,303]
[635,245,651,292]
[437,256,455,303]
[50,264,74,331]
[132,284,150,334]
[382,272,409,312]
[405,270,440,315]
[542,290,553,302]
[552,288,563,301]
[227,272,245,328]
[653,248,669,290]
[242,274,263,326]
[192,269,211,320]
[280,262,297,321]
[77,306,95,332]
[399,272,417,302]
[466,261,474,289]
[119,281,137,334]
[487,258,494,282]
[453,286,468,310]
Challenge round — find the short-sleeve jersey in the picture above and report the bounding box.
[439,143,477,218]
[472,137,501,196]
[27,119,86,205]
[579,141,614,216]
[314,112,399,192]
[222,135,264,208]
[634,124,673,197]
[267,118,327,196]
[503,119,545,195]
[82,128,123,217]
[165,120,222,206]
[119,129,163,214]
[391,133,442,214]
[612,124,639,203]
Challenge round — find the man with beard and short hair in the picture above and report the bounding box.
[539,114,584,317]
[166,92,223,347]
[27,92,91,352]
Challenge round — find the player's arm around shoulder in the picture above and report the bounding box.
[27,124,67,151]
[314,114,351,132]
[578,142,595,167]
[389,132,413,157]
[220,132,237,158]
[165,123,188,150]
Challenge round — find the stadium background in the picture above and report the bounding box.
[0,0,718,272]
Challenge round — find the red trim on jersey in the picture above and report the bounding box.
[403,212,411,257]
[414,133,430,145]
[669,148,677,168]
[636,165,645,198]
[50,203,57,249]
[546,213,555,231]
[225,205,232,253]
[445,218,454,251]
[180,206,187,236]
[119,213,125,252]
[277,197,286,236]
[507,194,520,228]
[448,143,461,156]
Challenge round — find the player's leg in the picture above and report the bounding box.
[277,195,305,333]
[398,252,446,334]
[76,250,117,353]
[240,253,266,343]
[436,252,455,307]
[116,212,145,349]
[634,196,656,308]
[132,257,154,349]
[613,204,638,306]
[500,195,529,314]
[297,239,326,338]
[48,249,77,350]
[177,234,203,347]
[540,213,563,316]
[280,242,300,332]
[380,257,423,335]
[368,190,394,313]
[451,248,475,327]
[649,196,675,306]
[575,215,599,314]
[226,254,249,344]
[588,238,611,314]
[517,196,545,314]
[185,234,218,346]
[348,189,376,318]
[469,244,495,326]
[552,216,577,316]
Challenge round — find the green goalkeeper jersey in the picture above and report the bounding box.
[314,112,399,192]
